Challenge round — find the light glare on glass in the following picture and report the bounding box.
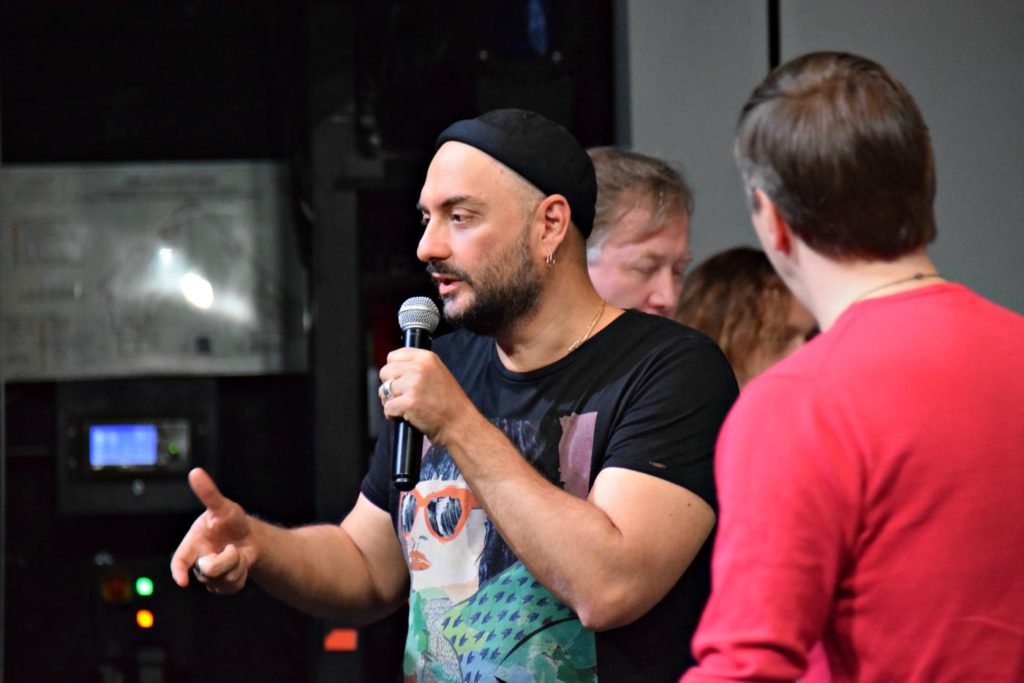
[179,271,214,310]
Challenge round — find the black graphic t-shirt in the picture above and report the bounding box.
[361,310,738,682]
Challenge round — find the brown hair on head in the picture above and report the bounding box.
[585,147,694,262]
[735,51,936,261]
[676,247,805,387]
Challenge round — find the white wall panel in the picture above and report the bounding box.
[624,1,769,260]
[783,1,1024,312]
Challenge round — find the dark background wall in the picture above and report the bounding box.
[0,1,615,681]
[6,1,1021,681]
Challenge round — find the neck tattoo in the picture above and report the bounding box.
[853,272,941,303]
[568,300,606,353]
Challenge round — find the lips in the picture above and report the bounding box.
[432,273,461,297]
[408,550,431,571]
[427,263,469,298]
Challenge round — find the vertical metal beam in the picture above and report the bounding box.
[1,347,6,683]
[1,252,6,683]
[1,74,7,683]
[612,0,632,147]
[307,4,389,679]
[310,112,365,523]
[768,0,781,68]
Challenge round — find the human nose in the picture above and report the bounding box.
[416,218,450,263]
[647,268,681,312]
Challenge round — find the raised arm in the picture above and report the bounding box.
[170,468,408,623]
[379,346,726,631]
[456,428,712,630]
[448,425,715,631]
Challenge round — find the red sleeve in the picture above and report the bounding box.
[682,375,862,681]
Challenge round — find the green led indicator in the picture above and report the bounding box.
[135,577,154,597]
[167,443,180,456]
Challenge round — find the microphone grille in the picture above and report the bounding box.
[398,296,441,333]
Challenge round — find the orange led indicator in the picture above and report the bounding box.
[136,609,155,629]
[323,628,358,652]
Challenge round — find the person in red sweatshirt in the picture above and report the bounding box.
[682,51,1024,683]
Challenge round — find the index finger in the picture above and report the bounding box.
[170,533,198,587]
[170,511,208,588]
[188,467,229,514]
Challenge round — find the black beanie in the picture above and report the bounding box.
[435,109,597,239]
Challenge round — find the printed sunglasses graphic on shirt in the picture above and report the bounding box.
[399,485,481,543]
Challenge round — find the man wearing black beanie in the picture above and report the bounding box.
[172,109,737,682]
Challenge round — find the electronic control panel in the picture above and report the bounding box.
[56,378,216,514]
[79,420,192,474]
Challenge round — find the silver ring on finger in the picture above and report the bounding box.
[381,378,394,401]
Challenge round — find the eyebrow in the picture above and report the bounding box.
[633,248,693,263]
[416,195,483,214]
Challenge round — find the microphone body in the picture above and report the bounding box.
[392,297,441,491]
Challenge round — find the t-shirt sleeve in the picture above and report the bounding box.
[683,375,858,681]
[602,334,737,510]
[359,421,394,512]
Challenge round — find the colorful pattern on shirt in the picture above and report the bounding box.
[400,416,597,682]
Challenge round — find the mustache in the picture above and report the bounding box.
[426,261,472,285]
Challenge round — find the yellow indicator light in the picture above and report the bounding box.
[136,609,155,629]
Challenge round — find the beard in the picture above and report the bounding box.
[427,228,542,336]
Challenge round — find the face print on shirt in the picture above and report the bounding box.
[401,414,601,683]
[401,479,487,599]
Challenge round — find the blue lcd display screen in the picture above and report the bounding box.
[89,424,159,468]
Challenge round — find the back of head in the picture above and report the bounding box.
[735,51,936,261]
[677,246,802,386]
[586,147,693,261]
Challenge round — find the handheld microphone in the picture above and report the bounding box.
[392,296,441,491]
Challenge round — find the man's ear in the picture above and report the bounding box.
[752,188,793,255]
[538,194,572,256]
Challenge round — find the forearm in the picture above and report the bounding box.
[247,519,401,623]
[475,468,638,630]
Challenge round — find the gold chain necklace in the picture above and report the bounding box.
[852,272,940,303]
[568,300,606,353]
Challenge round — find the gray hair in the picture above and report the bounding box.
[586,147,693,263]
